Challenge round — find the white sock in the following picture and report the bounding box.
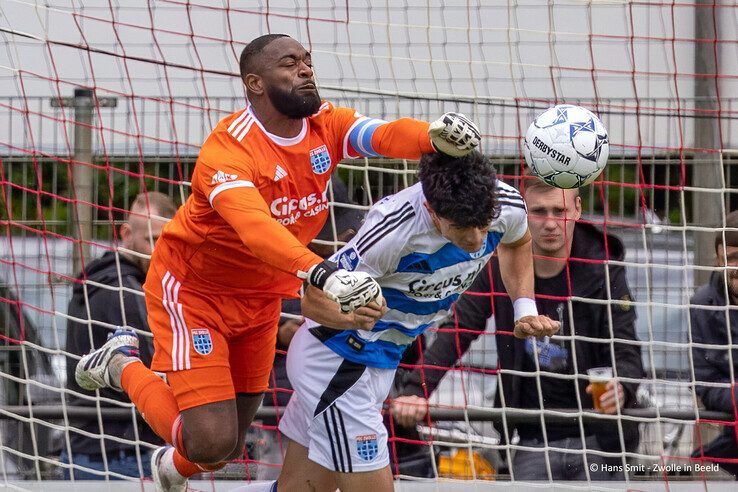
[108,353,138,391]
[228,480,276,492]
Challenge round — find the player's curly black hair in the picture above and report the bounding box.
[419,151,500,228]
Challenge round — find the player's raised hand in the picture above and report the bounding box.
[514,314,560,339]
[307,260,383,313]
[428,112,481,157]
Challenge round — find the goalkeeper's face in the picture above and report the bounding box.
[262,38,321,118]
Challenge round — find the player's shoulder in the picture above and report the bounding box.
[495,179,526,214]
[495,179,524,202]
[212,106,251,136]
[309,100,367,126]
[202,107,252,151]
[346,184,423,254]
[308,100,339,121]
[371,182,424,219]
[488,179,527,237]
[199,106,263,165]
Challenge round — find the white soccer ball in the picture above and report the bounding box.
[523,105,609,189]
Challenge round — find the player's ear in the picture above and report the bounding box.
[574,195,582,220]
[120,222,132,246]
[244,73,264,95]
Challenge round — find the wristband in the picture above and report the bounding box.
[306,260,338,290]
[513,297,538,321]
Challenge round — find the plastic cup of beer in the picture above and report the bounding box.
[587,367,613,411]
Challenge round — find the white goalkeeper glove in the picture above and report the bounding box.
[428,112,481,157]
[307,261,383,313]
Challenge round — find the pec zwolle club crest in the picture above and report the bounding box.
[309,145,331,174]
[191,328,213,355]
[356,434,379,461]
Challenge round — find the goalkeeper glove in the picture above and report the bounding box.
[428,112,481,157]
[307,260,383,313]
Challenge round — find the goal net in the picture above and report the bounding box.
[1,0,737,489]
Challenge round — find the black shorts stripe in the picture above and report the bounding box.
[358,210,416,255]
[314,359,366,417]
[336,408,353,472]
[309,325,342,344]
[356,203,413,252]
[498,200,527,211]
[329,406,346,472]
[322,411,340,471]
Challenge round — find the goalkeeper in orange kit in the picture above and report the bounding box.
[75,33,480,491]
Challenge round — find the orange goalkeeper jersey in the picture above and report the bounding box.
[152,101,435,298]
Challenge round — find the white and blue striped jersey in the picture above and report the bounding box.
[316,180,528,369]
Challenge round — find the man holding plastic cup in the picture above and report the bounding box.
[586,367,625,414]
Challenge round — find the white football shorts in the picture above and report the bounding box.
[278,324,395,473]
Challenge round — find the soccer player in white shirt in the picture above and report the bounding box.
[236,151,560,491]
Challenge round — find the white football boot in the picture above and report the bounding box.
[75,328,139,392]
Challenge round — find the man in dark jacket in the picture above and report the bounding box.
[64,192,177,479]
[393,177,643,480]
[690,209,738,477]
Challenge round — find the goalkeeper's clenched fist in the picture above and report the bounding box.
[428,112,481,157]
[307,260,382,313]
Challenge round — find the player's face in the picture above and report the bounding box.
[261,37,321,118]
[716,244,738,301]
[121,211,170,273]
[433,215,488,253]
[525,187,581,257]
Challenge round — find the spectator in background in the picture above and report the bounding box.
[691,209,738,478]
[393,176,643,480]
[64,192,177,479]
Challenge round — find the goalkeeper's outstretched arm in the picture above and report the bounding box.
[346,112,481,160]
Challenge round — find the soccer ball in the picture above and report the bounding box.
[523,105,609,189]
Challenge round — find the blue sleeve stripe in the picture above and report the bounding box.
[359,120,383,157]
[348,118,371,155]
[349,118,385,157]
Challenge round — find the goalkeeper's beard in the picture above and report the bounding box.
[268,85,322,119]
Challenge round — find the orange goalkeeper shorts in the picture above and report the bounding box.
[144,263,281,411]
